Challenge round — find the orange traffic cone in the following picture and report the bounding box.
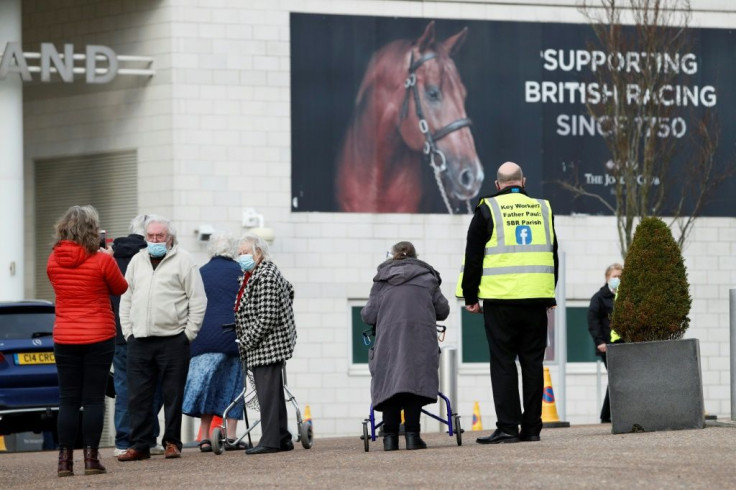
[472,401,483,431]
[542,367,570,428]
[197,415,224,441]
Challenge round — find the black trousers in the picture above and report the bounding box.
[600,352,611,422]
[380,393,423,434]
[483,302,548,436]
[252,362,292,449]
[127,333,190,452]
[54,338,115,448]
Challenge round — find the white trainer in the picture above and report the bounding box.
[149,444,165,455]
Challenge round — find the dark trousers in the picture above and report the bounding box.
[252,362,292,449]
[483,302,548,436]
[54,338,115,448]
[127,333,190,452]
[381,393,423,434]
[600,352,611,422]
[113,343,164,449]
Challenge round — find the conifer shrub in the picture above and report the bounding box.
[610,217,692,342]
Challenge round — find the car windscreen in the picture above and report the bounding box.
[0,308,55,340]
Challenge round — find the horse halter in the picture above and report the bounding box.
[400,51,473,214]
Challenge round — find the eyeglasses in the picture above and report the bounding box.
[146,233,168,241]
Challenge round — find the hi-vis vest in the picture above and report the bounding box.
[610,289,621,342]
[456,192,556,300]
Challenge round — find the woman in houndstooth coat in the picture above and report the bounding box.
[234,233,297,455]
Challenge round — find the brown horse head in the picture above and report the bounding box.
[336,21,484,213]
[398,22,484,207]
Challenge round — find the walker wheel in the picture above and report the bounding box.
[454,415,463,446]
[300,422,313,449]
[211,427,225,455]
[362,421,370,452]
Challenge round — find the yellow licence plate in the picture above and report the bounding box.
[15,352,55,365]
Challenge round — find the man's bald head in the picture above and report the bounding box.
[495,161,525,190]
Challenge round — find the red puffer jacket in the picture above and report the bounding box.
[47,241,128,344]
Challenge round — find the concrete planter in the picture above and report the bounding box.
[607,338,705,434]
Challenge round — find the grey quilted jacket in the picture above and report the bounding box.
[235,260,296,368]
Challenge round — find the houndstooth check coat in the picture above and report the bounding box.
[234,260,296,368]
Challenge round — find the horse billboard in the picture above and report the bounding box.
[290,13,736,215]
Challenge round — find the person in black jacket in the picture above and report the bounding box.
[587,262,623,423]
[459,162,559,445]
[110,215,164,456]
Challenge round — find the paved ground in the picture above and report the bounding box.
[1,421,735,489]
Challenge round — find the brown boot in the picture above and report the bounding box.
[83,447,106,475]
[58,447,74,477]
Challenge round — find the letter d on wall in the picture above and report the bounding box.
[86,45,118,84]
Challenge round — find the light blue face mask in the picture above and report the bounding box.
[147,241,167,258]
[236,254,256,271]
[608,277,621,292]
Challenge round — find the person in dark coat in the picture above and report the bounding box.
[458,162,558,445]
[587,262,623,423]
[182,233,246,451]
[361,241,450,451]
[110,215,164,456]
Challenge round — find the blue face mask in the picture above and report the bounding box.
[236,254,256,271]
[608,277,621,292]
[147,241,167,258]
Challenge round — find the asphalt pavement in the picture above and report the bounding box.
[1,421,735,489]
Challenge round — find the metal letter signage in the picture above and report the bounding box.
[40,43,74,82]
[0,42,148,84]
[0,42,31,81]
[86,45,118,84]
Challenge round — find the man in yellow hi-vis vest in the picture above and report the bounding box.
[458,161,558,444]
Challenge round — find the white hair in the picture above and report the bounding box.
[128,214,147,236]
[207,232,237,259]
[238,233,271,261]
[144,214,177,245]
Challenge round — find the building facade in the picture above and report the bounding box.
[2,0,735,438]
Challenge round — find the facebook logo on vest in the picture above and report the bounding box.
[516,225,532,245]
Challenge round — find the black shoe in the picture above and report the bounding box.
[280,441,294,452]
[383,433,399,451]
[227,439,250,451]
[405,432,427,450]
[245,446,280,455]
[476,429,520,445]
[519,433,541,442]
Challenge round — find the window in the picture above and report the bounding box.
[351,305,372,365]
[460,306,597,363]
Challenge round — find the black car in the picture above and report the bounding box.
[0,301,59,436]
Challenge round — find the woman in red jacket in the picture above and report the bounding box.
[46,205,128,477]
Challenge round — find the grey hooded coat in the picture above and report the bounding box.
[361,258,450,411]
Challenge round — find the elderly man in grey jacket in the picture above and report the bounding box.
[362,241,450,451]
[118,215,207,461]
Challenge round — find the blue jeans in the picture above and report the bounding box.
[113,343,163,449]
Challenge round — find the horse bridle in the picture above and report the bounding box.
[400,51,473,213]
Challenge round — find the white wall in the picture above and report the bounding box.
[21,0,736,437]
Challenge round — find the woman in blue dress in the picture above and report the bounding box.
[182,233,246,451]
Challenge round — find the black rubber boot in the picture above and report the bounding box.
[405,432,427,450]
[383,433,399,451]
